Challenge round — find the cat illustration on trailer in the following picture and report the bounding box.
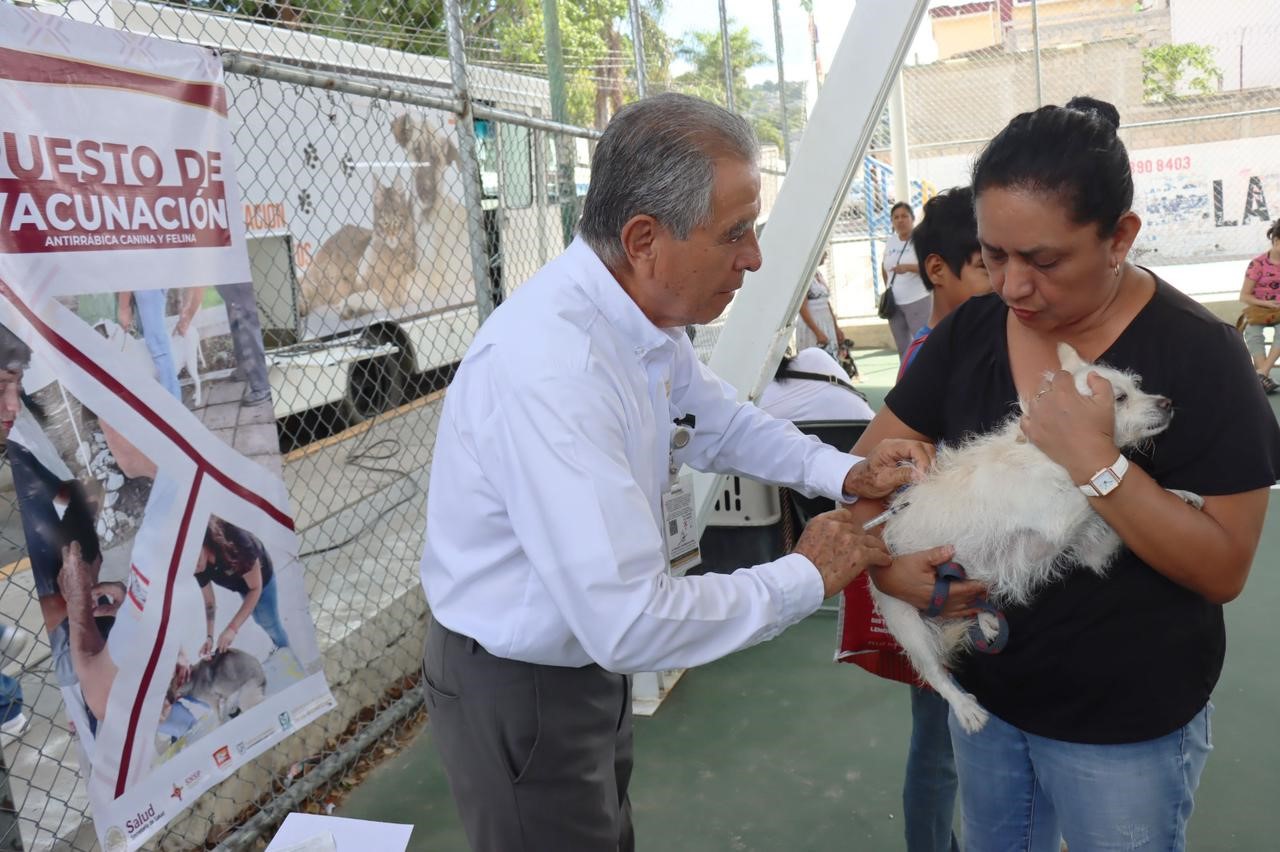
[299,109,468,320]
[299,177,415,320]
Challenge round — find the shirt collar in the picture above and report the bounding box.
[566,237,675,358]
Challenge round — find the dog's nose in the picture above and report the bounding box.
[1156,396,1172,410]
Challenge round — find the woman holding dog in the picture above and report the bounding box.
[1238,220,1280,393]
[851,96,1280,851]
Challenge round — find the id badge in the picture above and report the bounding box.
[661,473,701,575]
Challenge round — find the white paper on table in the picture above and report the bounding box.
[265,814,414,852]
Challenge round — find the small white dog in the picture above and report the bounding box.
[165,317,205,407]
[873,343,1177,733]
[93,318,204,405]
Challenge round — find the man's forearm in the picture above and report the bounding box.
[62,580,106,657]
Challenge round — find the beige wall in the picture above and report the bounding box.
[932,10,1000,60]
[899,35,1280,155]
[1010,0,1135,29]
[933,0,1168,59]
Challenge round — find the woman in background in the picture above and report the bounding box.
[795,253,844,358]
[882,202,932,361]
[1237,220,1280,393]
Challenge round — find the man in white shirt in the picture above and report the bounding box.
[760,346,876,423]
[419,93,936,851]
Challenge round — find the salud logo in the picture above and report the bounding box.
[104,826,128,852]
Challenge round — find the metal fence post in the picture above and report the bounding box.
[445,0,500,321]
[1032,0,1043,108]
[889,73,910,204]
[628,0,647,98]
[772,0,791,167]
[541,0,578,245]
[717,0,736,112]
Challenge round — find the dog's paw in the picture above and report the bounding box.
[952,694,989,734]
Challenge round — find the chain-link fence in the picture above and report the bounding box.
[0,0,789,847]
[827,0,1280,333]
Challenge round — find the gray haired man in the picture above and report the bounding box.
[418,93,932,850]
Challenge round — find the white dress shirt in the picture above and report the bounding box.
[419,238,860,673]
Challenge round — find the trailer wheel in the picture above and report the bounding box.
[343,352,406,423]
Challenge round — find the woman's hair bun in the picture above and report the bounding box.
[1065,96,1121,131]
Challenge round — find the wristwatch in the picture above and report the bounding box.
[1078,454,1129,498]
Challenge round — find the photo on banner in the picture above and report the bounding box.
[0,6,334,849]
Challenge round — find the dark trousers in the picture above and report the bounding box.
[422,618,634,852]
[215,281,270,395]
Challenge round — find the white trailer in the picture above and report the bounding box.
[93,0,577,421]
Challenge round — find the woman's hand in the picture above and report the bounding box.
[844,439,934,498]
[1021,370,1118,484]
[868,545,985,615]
[216,625,238,653]
[815,331,829,347]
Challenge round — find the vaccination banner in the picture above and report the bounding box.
[0,6,334,850]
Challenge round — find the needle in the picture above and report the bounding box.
[862,501,910,532]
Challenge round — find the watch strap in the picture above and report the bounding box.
[1078,453,1128,497]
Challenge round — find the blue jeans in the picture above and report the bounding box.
[133,289,181,400]
[250,577,290,650]
[949,703,1213,852]
[905,685,959,852]
[0,674,21,726]
[157,700,197,740]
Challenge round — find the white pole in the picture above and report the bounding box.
[696,0,931,531]
[889,72,910,205]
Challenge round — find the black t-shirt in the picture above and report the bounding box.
[886,279,1280,744]
[196,540,274,595]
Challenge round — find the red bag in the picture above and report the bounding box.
[836,573,920,685]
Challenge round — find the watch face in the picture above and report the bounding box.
[1093,469,1120,494]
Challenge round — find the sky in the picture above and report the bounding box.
[660,1,945,88]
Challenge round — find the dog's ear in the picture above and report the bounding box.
[390,113,409,147]
[444,138,459,167]
[1057,342,1086,372]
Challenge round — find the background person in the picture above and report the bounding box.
[795,253,844,357]
[759,346,874,422]
[852,96,1279,852]
[881,202,931,361]
[418,92,933,852]
[0,326,32,737]
[117,290,181,400]
[1237,220,1280,393]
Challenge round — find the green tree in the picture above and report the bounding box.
[477,0,670,127]
[1142,43,1221,103]
[166,0,669,127]
[674,24,798,149]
